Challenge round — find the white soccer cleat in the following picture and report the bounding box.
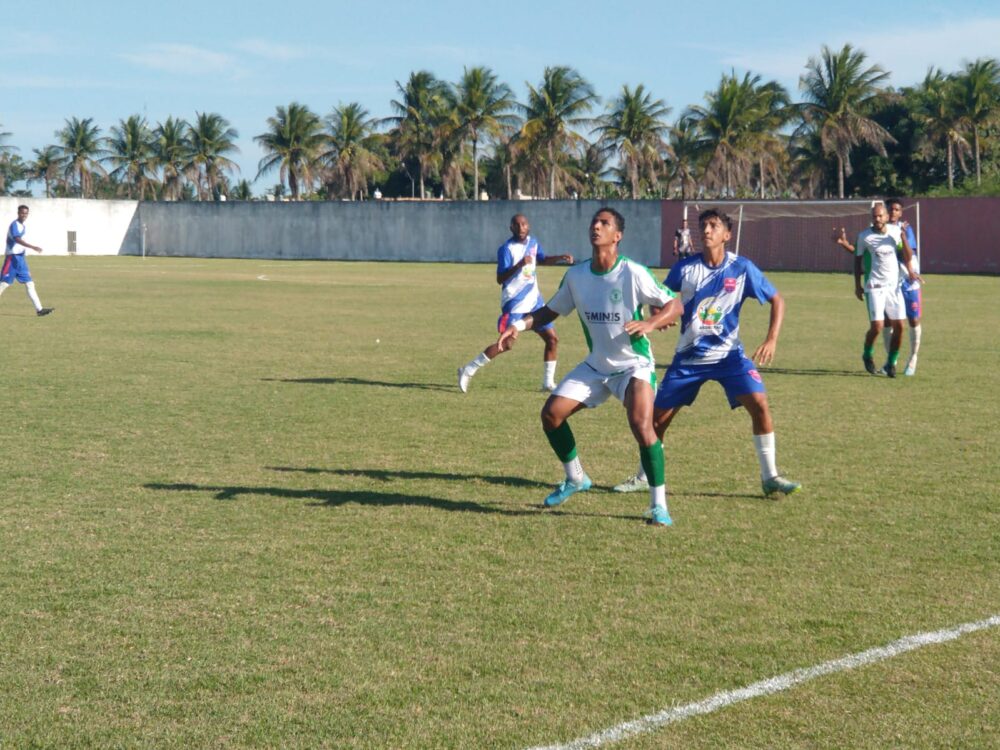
[613,473,649,493]
[541,381,556,393]
[457,367,471,393]
[903,356,917,376]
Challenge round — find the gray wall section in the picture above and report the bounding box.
[133,199,666,267]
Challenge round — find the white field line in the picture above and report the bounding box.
[528,614,1000,750]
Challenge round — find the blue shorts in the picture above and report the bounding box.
[654,352,766,411]
[901,287,921,320]
[1,254,31,284]
[497,309,554,333]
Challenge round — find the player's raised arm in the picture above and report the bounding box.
[751,292,785,366]
[538,253,574,266]
[832,227,854,254]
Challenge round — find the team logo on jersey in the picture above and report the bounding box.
[695,297,725,332]
[723,277,737,292]
[749,368,763,383]
[609,288,623,304]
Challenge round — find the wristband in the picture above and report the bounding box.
[512,320,528,332]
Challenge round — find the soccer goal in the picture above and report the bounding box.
[681,200,920,273]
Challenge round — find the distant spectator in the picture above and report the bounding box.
[673,219,694,259]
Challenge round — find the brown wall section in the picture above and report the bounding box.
[660,198,1000,275]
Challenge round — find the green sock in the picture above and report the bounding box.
[544,422,577,463]
[864,345,875,359]
[639,441,664,487]
[888,349,900,365]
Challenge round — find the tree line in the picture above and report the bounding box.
[1,45,998,202]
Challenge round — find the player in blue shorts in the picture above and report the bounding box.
[614,208,801,498]
[458,214,574,392]
[1,205,54,316]
[885,198,922,375]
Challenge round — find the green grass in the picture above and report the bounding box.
[0,257,997,749]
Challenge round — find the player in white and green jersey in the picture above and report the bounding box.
[833,203,917,377]
[496,208,682,526]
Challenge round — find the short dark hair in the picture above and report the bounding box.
[698,208,733,231]
[885,197,904,210]
[594,207,625,233]
[17,204,28,212]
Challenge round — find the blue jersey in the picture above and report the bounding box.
[497,235,548,315]
[6,220,26,255]
[664,252,777,366]
[892,222,920,292]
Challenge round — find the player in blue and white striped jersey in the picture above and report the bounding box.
[1,205,54,316]
[886,198,922,375]
[614,208,801,499]
[457,214,574,392]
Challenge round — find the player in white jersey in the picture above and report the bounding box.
[1,205,54,316]
[885,198,922,375]
[614,208,801,499]
[833,203,918,377]
[496,208,682,526]
[458,214,574,392]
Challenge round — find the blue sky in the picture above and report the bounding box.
[4,0,999,195]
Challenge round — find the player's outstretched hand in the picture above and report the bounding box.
[831,227,847,245]
[623,319,653,338]
[752,339,777,366]
[497,327,519,352]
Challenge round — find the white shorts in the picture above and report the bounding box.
[865,286,905,322]
[553,361,656,408]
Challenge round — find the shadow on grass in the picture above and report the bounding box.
[267,465,550,489]
[761,367,869,377]
[146,482,543,516]
[262,376,453,391]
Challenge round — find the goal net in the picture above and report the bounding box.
[681,200,920,273]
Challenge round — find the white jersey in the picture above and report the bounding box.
[855,225,903,290]
[546,256,675,376]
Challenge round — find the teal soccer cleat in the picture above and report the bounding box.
[646,505,673,527]
[762,475,802,497]
[543,475,592,507]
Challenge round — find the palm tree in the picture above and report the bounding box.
[593,84,671,198]
[55,117,106,198]
[104,115,155,199]
[254,103,325,200]
[666,116,702,200]
[798,44,894,198]
[29,145,62,197]
[519,66,598,198]
[745,79,792,197]
[151,117,191,201]
[452,66,519,199]
[910,69,969,190]
[950,58,1000,186]
[323,102,384,200]
[231,179,254,200]
[0,124,17,195]
[187,112,240,200]
[384,71,450,199]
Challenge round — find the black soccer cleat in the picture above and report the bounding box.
[862,355,877,375]
[885,363,896,378]
[36,307,54,317]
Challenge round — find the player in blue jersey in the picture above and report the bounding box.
[885,198,922,375]
[614,208,801,499]
[496,208,683,525]
[1,205,54,316]
[458,214,574,392]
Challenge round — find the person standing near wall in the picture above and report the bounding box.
[1,205,54,316]
[884,197,922,375]
[673,219,694,259]
[458,214,574,393]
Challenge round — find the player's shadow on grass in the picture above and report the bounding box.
[262,376,453,391]
[761,367,870,377]
[267,465,550,489]
[145,482,539,516]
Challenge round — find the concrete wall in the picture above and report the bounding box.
[133,199,666,267]
[0,197,140,255]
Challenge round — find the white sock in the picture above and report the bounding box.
[464,352,491,375]
[635,463,647,482]
[563,456,585,483]
[753,432,778,481]
[649,484,667,511]
[882,327,892,359]
[26,282,42,311]
[543,360,557,385]
[0,281,9,297]
[909,324,921,356]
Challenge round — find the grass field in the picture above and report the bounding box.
[0,256,997,749]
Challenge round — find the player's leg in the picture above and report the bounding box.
[862,290,885,375]
[457,312,515,392]
[0,255,15,299]
[623,376,671,525]
[904,289,922,376]
[883,291,906,378]
[535,325,558,392]
[879,313,893,372]
[539,365,605,506]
